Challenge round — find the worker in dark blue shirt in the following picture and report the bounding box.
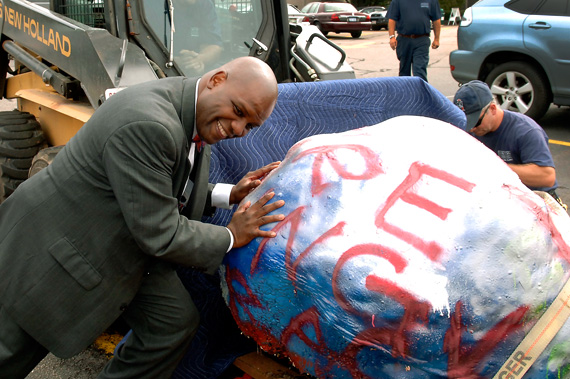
[454,80,566,210]
[387,0,441,82]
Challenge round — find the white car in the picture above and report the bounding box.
[287,4,308,25]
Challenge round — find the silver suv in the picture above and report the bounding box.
[449,0,570,120]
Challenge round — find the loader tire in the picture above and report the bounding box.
[28,145,64,178]
[0,110,45,203]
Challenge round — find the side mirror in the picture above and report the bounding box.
[289,24,355,81]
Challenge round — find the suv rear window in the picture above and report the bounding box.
[504,0,540,14]
[535,0,570,16]
[506,0,570,16]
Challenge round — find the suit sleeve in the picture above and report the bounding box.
[101,120,230,274]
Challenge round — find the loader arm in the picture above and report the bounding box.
[0,0,157,108]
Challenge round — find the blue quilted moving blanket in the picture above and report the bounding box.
[174,76,466,378]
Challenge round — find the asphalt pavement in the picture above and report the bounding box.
[26,347,108,379]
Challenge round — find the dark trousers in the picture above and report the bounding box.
[98,262,199,378]
[0,306,49,379]
[0,262,199,379]
[396,35,430,82]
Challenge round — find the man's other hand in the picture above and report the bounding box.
[227,191,285,248]
[230,161,281,205]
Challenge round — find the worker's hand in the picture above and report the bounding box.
[431,39,440,49]
[390,38,397,51]
[178,50,205,74]
[230,161,281,205]
[227,191,285,248]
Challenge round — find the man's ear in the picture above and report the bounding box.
[207,70,228,89]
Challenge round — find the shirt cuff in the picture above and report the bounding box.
[211,183,234,209]
[224,227,234,253]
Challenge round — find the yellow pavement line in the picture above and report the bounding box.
[549,139,570,147]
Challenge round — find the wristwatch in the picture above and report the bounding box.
[389,35,395,39]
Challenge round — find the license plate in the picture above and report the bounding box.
[373,20,378,23]
[348,17,357,22]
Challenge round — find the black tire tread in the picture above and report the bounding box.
[0,110,45,203]
[0,142,42,158]
[0,158,32,179]
[29,145,64,178]
[0,175,24,197]
[0,130,44,148]
[0,127,34,139]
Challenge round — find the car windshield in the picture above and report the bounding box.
[323,3,358,12]
[288,5,302,14]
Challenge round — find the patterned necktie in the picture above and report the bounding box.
[192,134,205,152]
[180,134,205,212]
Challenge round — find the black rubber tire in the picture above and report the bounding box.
[29,145,64,178]
[0,157,34,179]
[0,110,45,203]
[314,22,328,36]
[351,31,362,38]
[485,61,551,121]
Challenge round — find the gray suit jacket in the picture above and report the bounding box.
[0,77,230,358]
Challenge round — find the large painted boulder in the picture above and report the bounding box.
[220,116,570,378]
[175,77,470,378]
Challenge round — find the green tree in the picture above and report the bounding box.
[350,0,390,8]
[351,0,466,16]
[438,0,466,19]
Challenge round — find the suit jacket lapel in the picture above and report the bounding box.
[173,77,200,199]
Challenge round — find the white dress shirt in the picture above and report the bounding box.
[184,78,235,252]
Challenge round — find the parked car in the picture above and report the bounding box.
[449,0,570,120]
[300,2,372,38]
[287,4,308,25]
[359,6,387,30]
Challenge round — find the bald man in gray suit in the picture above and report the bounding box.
[0,57,284,378]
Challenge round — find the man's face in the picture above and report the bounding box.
[195,73,275,145]
[469,104,494,136]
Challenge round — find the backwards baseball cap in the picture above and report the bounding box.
[453,80,493,131]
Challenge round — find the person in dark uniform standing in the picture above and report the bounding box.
[387,0,441,82]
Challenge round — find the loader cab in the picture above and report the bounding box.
[139,0,274,78]
[45,0,352,84]
[50,0,292,82]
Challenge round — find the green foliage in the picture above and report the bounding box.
[438,0,467,18]
[351,0,466,17]
[350,0,390,8]
[547,342,570,379]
